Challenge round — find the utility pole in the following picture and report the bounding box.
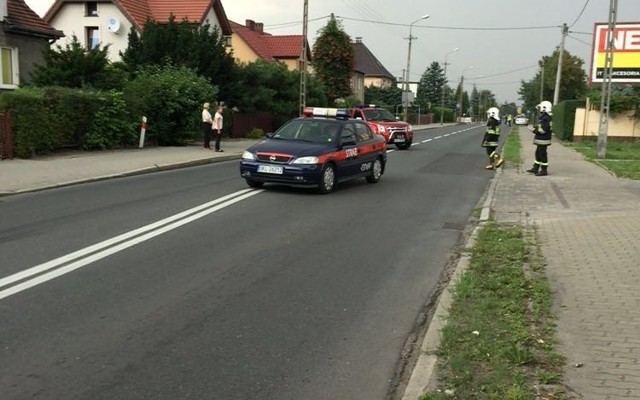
[539,61,545,104]
[403,15,429,122]
[298,0,308,116]
[597,0,618,159]
[553,23,568,106]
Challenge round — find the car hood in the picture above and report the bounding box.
[369,120,409,128]
[247,139,336,157]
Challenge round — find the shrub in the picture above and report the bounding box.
[246,128,265,139]
[122,64,217,146]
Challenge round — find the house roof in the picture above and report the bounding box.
[44,0,231,35]
[4,0,63,39]
[352,39,394,80]
[230,19,310,62]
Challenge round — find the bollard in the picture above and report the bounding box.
[138,116,147,148]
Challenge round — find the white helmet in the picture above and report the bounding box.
[537,101,553,114]
[487,107,500,120]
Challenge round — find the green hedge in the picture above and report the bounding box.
[552,99,583,141]
[0,87,135,158]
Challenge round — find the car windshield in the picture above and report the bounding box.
[363,109,396,121]
[271,119,339,144]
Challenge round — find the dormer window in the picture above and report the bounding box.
[86,2,98,17]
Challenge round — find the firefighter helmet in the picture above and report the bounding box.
[536,101,553,114]
[487,107,500,120]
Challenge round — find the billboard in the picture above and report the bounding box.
[590,22,640,84]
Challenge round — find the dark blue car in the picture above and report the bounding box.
[240,108,387,194]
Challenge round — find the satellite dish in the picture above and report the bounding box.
[107,17,121,34]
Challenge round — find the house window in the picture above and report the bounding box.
[86,2,98,16]
[86,27,100,49]
[224,35,232,47]
[0,47,19,89]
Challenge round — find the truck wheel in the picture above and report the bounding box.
[396,141,411,150]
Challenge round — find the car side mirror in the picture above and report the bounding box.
[265,132,274,138]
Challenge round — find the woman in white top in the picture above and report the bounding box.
[212,106,224,152]
[202,102,213,150]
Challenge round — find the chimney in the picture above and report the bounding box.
[0,0,7,20]
[255,22,263,33]
[245,19,255,30]
[355,37,363,43]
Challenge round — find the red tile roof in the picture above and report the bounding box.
[5,0,63,39]
[45,0,231,34]
[230,20,310,62]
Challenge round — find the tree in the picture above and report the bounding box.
[518,49,587,112]
[29,35,117,89]
[416,61,445,112]
[312,14,353,103]
[364,83,402,108]
[121,17,239,106]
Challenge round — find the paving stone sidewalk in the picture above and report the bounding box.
[492,129,640,399]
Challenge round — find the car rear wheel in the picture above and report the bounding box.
[245,178,264,188]
[317,164,336,194]
[396,141,411,150]
[366,157,383,183]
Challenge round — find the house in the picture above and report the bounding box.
[230,19,310,72]
[0,0,63,89]
[43,0,232,62]
[352,37,395,89]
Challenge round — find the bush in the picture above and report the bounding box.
[552,99,582,141]
[246,128,265,139]
[122,64,218,146]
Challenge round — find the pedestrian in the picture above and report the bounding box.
[482,107,504,170]
[526,101,553,176]
[202,102,213,150]
[212,105,224,152]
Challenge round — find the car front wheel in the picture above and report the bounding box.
[245,178,264,188]
[396,141,411,150]
[317,164,336,194]
[366,157,383,183]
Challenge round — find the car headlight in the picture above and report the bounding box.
[292,156,319,164]
[242,151,256,161]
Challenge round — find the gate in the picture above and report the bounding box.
[0,111,13,160]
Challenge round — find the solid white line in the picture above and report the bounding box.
[0,189,259,295]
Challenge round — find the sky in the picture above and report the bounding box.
[25,0,640,106]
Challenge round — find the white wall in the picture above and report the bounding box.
[49,3,132,62]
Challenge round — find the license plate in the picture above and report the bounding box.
[394,135,405,142]
[257,164,283,174]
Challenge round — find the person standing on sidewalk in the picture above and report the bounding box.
[202,102,213,150]
[482,107,504,170]
[527,101,553,176]
[212,105,224,152]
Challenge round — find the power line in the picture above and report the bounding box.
[335,16,559,31]
[568,34,593,47]
[569,0,591,28]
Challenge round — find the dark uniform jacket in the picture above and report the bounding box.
[482,117,501,147]
[533,112,552,146]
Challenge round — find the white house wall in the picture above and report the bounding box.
[49,3,132,62]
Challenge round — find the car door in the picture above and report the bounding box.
[354,121,378,175]
[338,123,360,178]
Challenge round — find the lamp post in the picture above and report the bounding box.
[457,66,473,122]
[403,14,429,122]
[440,48,459,125]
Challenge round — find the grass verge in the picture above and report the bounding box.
[502,125,522,165]
[420,222,567,400]
[565,140,640,180]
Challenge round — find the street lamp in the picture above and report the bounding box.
[440,48,459,125]
[457,66,473,122]
[403,14,429,122]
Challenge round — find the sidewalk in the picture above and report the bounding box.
[404,128,640,399]
[492,130,640,399]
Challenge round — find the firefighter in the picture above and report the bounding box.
[482,107,504,170]
[526,101,553,176]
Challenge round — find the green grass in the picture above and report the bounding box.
[420,222,567,400]
[565,140,640,180]
[502,126,522,165]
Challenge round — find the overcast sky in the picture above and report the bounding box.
[26,0,640,105]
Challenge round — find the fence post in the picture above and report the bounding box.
[138,116,147,149]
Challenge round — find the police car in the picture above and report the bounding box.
[240,107,387,193]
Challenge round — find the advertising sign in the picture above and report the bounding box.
[591,22,640,83]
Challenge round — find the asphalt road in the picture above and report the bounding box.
[0,123,498,400]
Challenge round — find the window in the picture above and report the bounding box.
[0,47,18,89]
[355,123,373,142]
[86,27,100,50]
[86,2,98,16]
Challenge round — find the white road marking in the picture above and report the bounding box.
[0,189,263,300]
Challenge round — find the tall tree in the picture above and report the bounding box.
[416,61,445,112]
[312,14,353,103]
[518,49,587,112]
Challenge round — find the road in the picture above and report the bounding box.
[0,123,497,400]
